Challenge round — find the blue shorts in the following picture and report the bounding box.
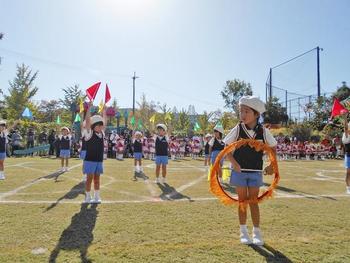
[230,171,263,187]
[134,152,142,160]
[211,150,224,165]
[80,150,87,160]
[60,149,70,158]
[0,152,6,160]
[155,156,168,165]
[83,161,103,175]
[345,155,350,169]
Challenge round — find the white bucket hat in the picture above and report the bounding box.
[239,96,266,114]
[156,123,167,132]
[91,115,104,128]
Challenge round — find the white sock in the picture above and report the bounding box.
[240,225,248,232]
[94,190,100,197]
[253,226,261,233]
[346,186,350,191]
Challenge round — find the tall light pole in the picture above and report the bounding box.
[132,72,139,115]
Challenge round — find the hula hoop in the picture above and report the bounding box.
[210,139,280,208]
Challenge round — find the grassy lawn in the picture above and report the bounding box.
[0,157,349,262]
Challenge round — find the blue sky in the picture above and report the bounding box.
[0,0,349,113]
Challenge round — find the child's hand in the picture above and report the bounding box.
[231,161,241,173]
[264,165,274,175]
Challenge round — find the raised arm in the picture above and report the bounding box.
[85,101,93,130]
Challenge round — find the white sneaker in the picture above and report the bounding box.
[84,193,92,203]
[155,177,160,183]
[346,187,350,194]
[64,167,69,172]
[0,173,5,180]
[82,174,87,182]
[92,192,101,203]
[240,226,252,245]
[252,228,264,246]
[60,167,65,172]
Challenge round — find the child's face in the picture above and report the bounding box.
[157,128,166,136]
[94,124,103,133]
[136,134,142,139]
[0,125,5,132]
[239,105,259,125]
[214,131,221,139]
[62,129,68,136]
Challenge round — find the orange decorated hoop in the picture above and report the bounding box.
[210,139,280,208]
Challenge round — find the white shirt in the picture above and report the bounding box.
[342,133,350,144]
[223,124,277,147]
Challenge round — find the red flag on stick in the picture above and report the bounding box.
[331,98,348,119]
[86,82,101,101]
[105,84,111,104]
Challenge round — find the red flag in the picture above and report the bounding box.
[86,82,101,101]
[105,84,111,104]
[331,98,348,118]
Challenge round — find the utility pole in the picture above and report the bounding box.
[317,46,322,98]
[132,72,139,116]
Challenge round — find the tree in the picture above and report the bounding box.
[263,97,288,125]
[136,93,157,131]
[37,100,62,123]
[197,111,214,134]
[221,79,253,114]
[333,81,350,101]
[59,85,83,122]
[5,64,39,119]
[173,109,191,135]
[308,96,332,131]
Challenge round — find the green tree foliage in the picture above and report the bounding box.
[59,84,83,122]
[308,96,332,131]
[221,79,253,114]
[263,97,288,125]
[333,81,350,101]
[4,64,39,119]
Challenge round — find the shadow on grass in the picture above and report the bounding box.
[222,182,237,195]
[157,183,193,202]
[249,243,293,263]
[44,182,85,212]
[264,183,319,200]
[133,171,149,181]
[49,203,98,263]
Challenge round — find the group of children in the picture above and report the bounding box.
[2,95,350,246]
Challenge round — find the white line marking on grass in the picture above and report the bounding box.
[0,163,83,200]
[5,162,34,167]
[0,194,349,204]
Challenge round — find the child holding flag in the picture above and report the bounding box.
[223,96,277,245]
[83,100,107,203]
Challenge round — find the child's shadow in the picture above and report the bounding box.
[133,171,149,181]
[157,183,193,202]
[44,182,85,212]
[249,243,293,263]
[49,203,98,263]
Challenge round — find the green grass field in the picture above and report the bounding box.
[0,156,349,263]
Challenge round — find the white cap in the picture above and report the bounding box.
[61,127,70,132]
[91,115,104,127]
[156,123,167,132]
[134,131,142,136]
[0,120,6,126]
[213,125,224,134]
[205,133,212,138]
[239,96,266,114]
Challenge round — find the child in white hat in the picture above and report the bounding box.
[58,126,71,172]
[132,131,144,177]
[223,95,277,246]
[154,124,169,184]
[83,102,107,203]
[208,124,225,182]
